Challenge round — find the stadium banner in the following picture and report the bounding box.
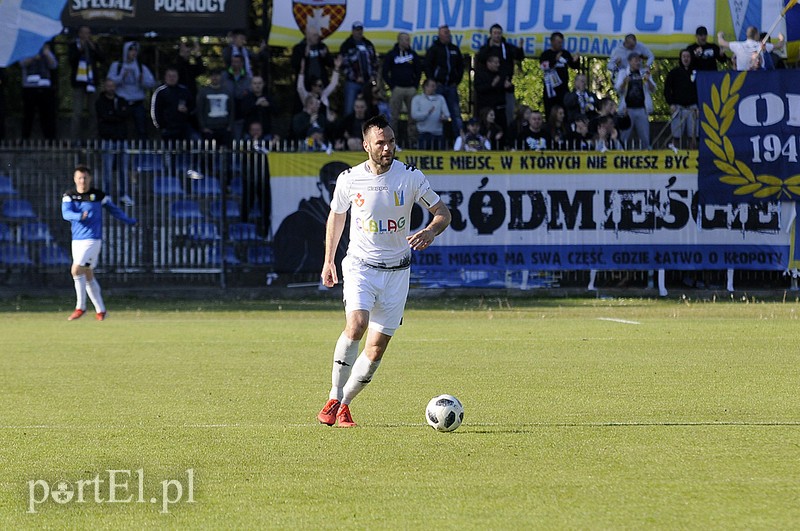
[697,70,800,206]
[61,0,248,35]
[270,0,787,56]
[269,151,795,273]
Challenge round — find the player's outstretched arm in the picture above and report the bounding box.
[407,200,451,251]
[103,198,137,225]
[321,210,346,287]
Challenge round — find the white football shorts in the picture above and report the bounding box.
[72,239,102,268]
[342,254,410,336]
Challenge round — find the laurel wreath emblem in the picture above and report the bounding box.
[702,72,800,199]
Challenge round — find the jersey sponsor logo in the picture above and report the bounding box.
[356,216,406,234]
[368,186,388,191]
[355,193,365,207]
[394,191,404,206]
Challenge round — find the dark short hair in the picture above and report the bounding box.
[490,23,503,33]
[362,114,390,137]
[695,26,708,36]
[551,32,564,41]
[74,164,92,175]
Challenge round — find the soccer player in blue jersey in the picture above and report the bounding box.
[61,165,137,321]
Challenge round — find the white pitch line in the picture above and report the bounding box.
[597,317,641,325]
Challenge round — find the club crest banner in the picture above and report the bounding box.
[696,70,800,205]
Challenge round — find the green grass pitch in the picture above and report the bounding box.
[1,296,800,528]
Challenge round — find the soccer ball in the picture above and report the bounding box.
[425,394,464,432]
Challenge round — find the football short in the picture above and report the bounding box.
[342,254,410,336]
[72,239,102,269]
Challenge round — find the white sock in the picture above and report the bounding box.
[342,353,382,405]
[726,269,734,292]
[73,275,87,310]
[329,333,360,401]
[86,278,106,313]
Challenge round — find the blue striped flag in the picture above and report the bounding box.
[0,0,67,67]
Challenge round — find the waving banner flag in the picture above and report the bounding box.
[0,0,67,67]
[696,70,800,205]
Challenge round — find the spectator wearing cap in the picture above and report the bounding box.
[68,25,104,141]
[454,117,491,151]
[686,26,727,71]
[476,24,524,127]
[607,34,654,82]
[303,125,331,152]
[382,32,422,146]
[108,41,156,139]
[223,29,254,77]
[424,25,464,137]
[339,21,378,116]
[474,52,511,144]
[410,78,450,149]
[614,52,656,148]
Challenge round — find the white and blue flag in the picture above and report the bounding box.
[0,0,67,67]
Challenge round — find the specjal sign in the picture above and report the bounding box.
[62,0,248,35]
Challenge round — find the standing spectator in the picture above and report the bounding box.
[474,53,511,140]
[607,34,654,82]
[425,25,464,137]
[664,49,698,149]
[20,44,58,140]
[95,79,133,206]
[522,110,548,150]
[454,117,491,151]
[196,68,234,145]
[382,32,422,145]
[562,73,598,124]
[241,121,272,234]
[174,40,205,100]
[222,54,253,140]
[0,68,6,140]
[339,21,379,116]
[297,56,342,124]
[291,25,334,89]
[476,24,524,126]
[687,26,727,71]
[479,107,505,150]
[223,29,254,77]
[151,67,197,141]
[62,165,137,321]
[539,32,581,117]
[68,25,104,141]
[108,42,156,140]
[241,76,277,143]
[410,78,450,149]
[718,27,785,71]
[546,104,568,149]
[615,52,656,149]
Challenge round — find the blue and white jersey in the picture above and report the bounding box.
[61,187,135,240]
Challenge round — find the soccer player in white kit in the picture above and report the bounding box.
[317,114,451,427]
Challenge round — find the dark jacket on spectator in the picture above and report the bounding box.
[151,82,195,139]
[68,38,103,90]
[424,38,464,86]
[382,43,422,89]
[96,93,130,140]
[664,65,698,107]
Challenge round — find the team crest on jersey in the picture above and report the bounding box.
[354,193,365,207]
[89,194,96,201]
[393,191,404,206]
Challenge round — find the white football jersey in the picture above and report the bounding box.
[331,159,440,268]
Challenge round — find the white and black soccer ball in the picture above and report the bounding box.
[425,394,464,432]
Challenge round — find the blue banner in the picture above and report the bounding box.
[697,70,800,205]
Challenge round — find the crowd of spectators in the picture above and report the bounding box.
[0,22,796,153]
